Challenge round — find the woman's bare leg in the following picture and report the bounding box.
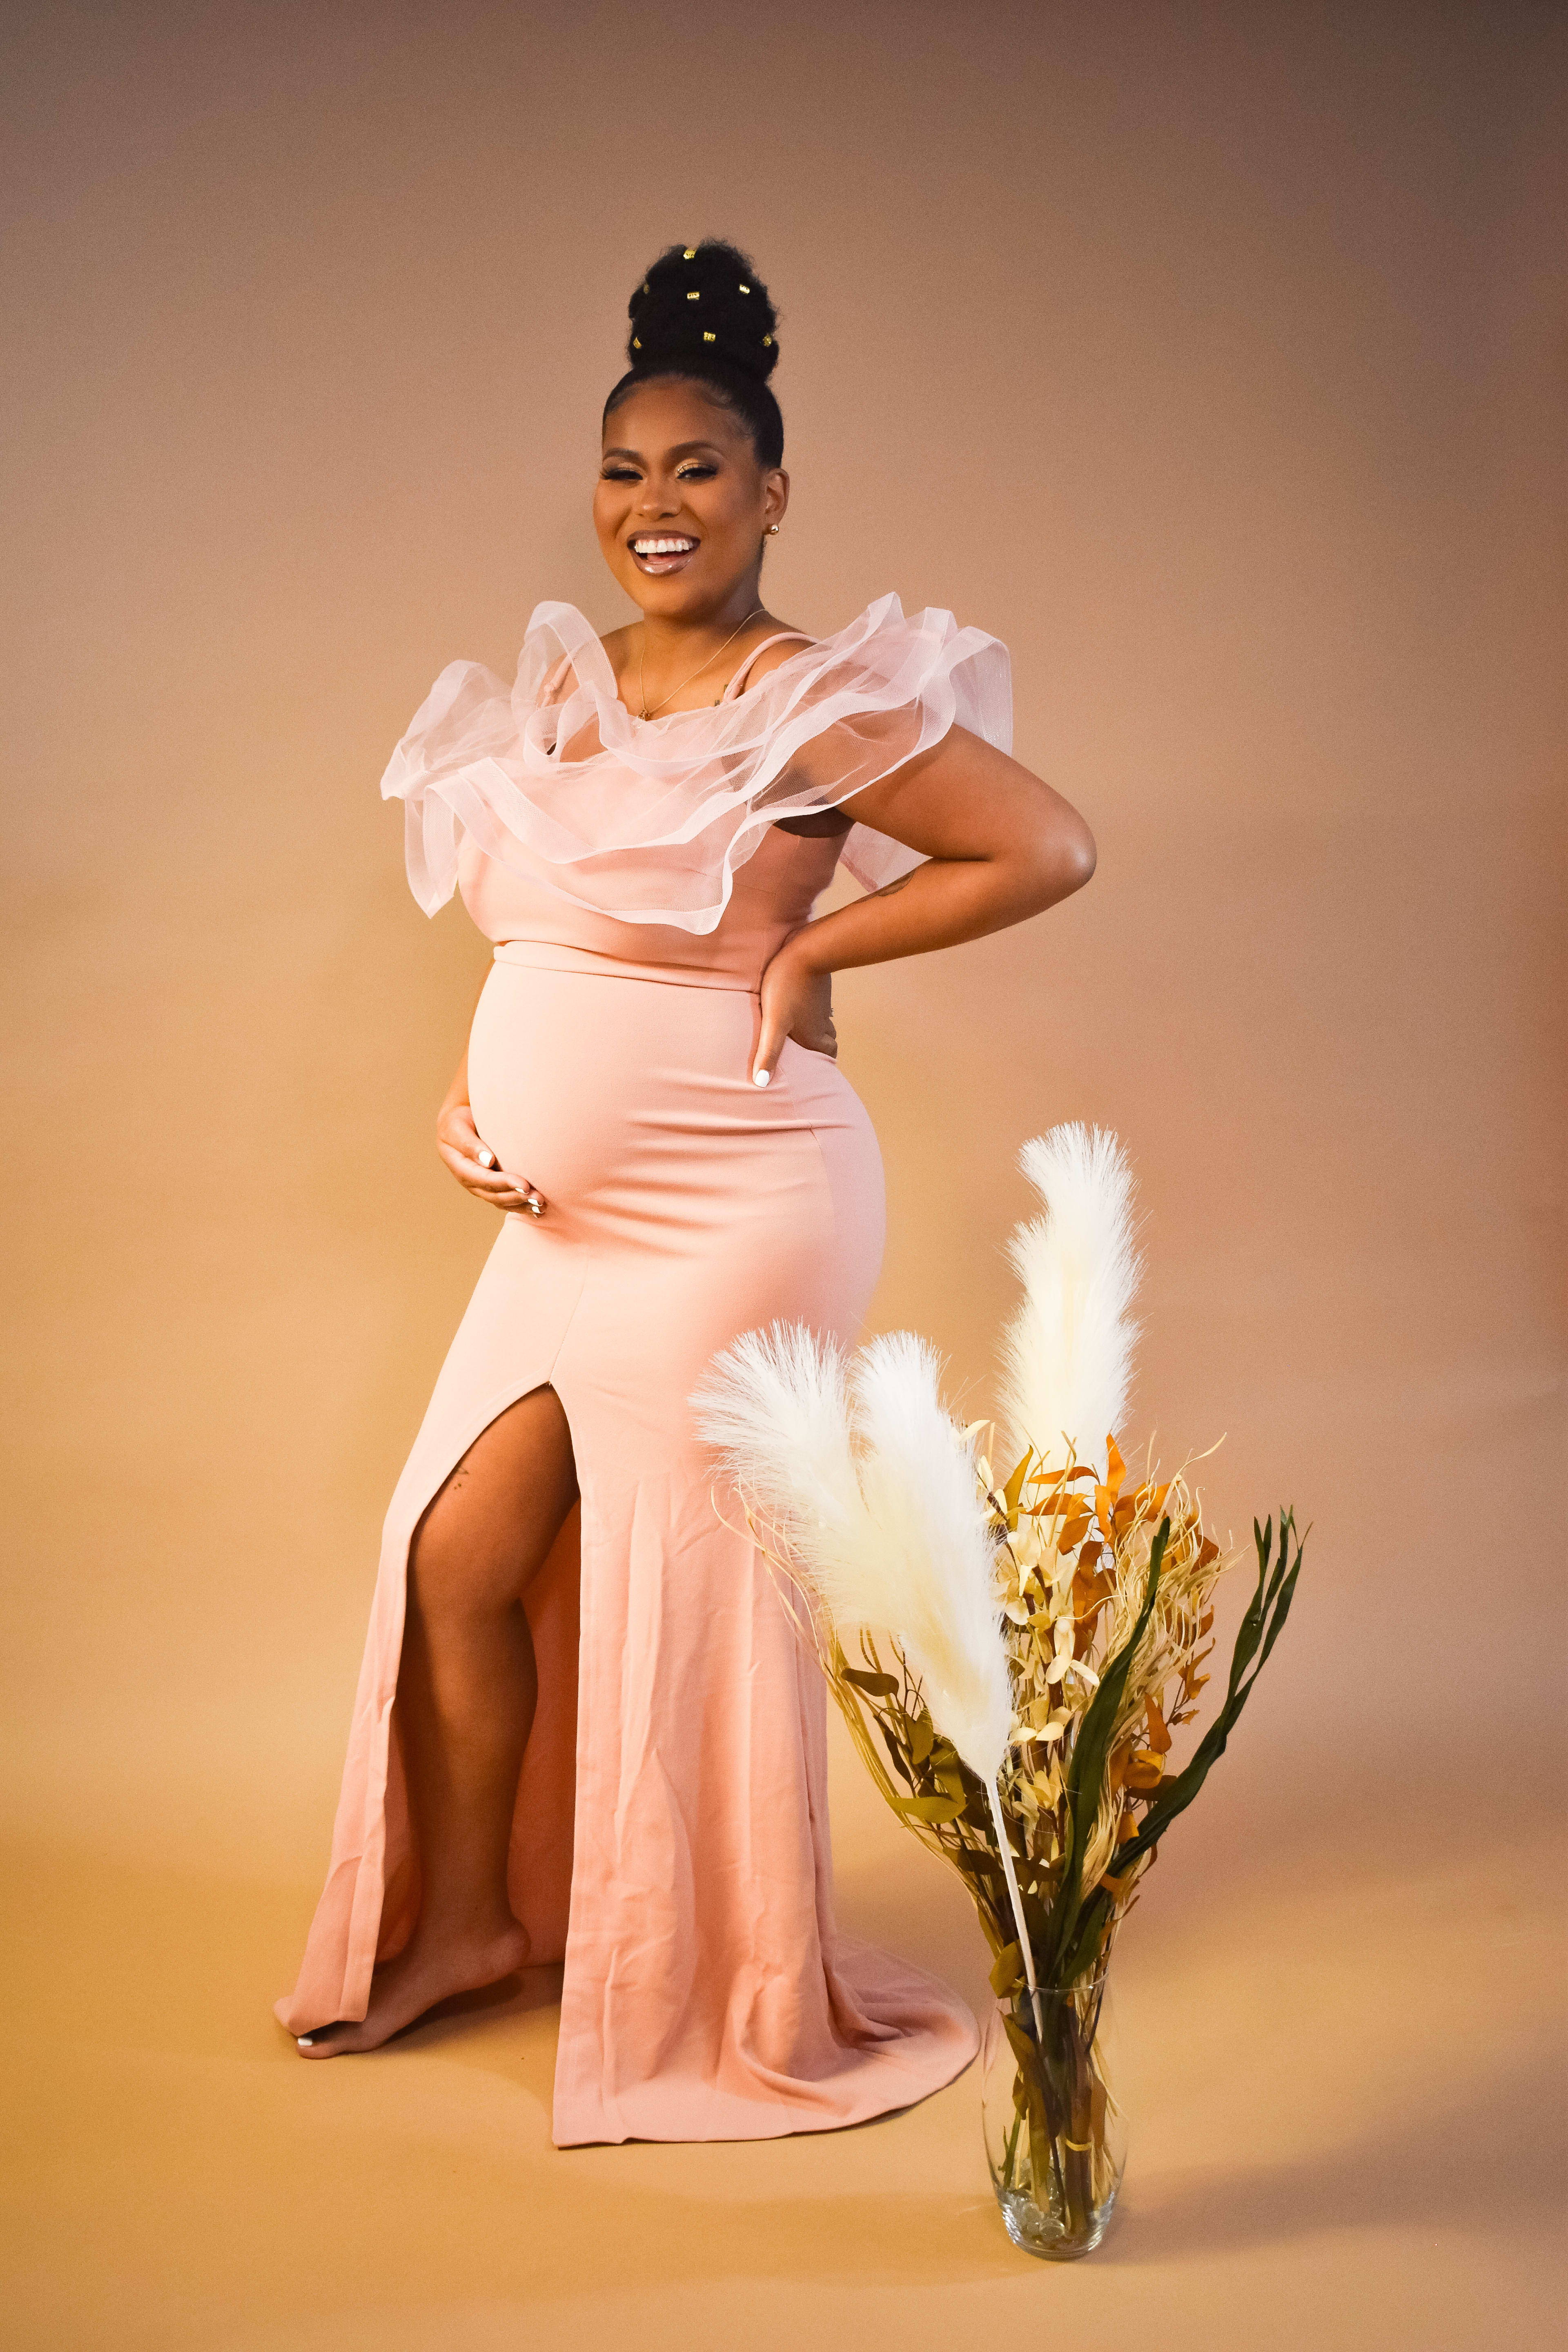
[298,1384,577,2056]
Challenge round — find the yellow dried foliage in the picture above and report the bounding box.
[982,1428,1240,1927]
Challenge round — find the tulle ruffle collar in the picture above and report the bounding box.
[383,594,1012,933]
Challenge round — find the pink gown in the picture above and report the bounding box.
[276,596,1013,2144]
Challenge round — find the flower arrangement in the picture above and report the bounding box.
[694,1125,1306,2258]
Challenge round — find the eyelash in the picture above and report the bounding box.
[601,463,718,483]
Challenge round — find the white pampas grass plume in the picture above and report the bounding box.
[693,1323,1011,1784]
[850,1341,1040,2033]
[690,1322,864,1550]
[1000,1124,1143,1476]
[851,1333,1012,1784]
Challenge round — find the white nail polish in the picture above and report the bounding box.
[753,1069,771,1088]
[297,2036,314,2047]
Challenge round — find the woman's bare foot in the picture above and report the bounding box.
[295,1917,530,2058]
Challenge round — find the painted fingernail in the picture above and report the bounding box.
[753,1069,771,1088]
[476,1147,497,1170]
[297,2036,314,2047]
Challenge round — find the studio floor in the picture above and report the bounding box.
[6,1782,1561,2351]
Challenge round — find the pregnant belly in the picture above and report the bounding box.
[466,960,863,1223]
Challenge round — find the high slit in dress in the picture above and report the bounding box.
[275,595,1014,2144]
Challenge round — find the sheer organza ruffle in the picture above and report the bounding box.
[381,595,1013,933]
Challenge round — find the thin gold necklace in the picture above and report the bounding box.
[637,606,765,719]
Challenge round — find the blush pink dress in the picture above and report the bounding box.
[276,596,1013,2145]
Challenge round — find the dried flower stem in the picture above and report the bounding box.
[985,1774,1045,2049]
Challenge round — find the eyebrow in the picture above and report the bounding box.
[600,440,728,463]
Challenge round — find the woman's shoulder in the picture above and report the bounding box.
[736,624,815,691]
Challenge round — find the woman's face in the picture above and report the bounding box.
[595,379,788,621]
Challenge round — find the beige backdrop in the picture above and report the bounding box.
[2,3,1562,2346]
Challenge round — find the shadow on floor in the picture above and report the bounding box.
[1106,2046,1567,2267]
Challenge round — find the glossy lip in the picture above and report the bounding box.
[628,532,701,576]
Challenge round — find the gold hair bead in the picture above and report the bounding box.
[739,283,750,294]
[687,290,699,301]
[702,330,716,342]
[632,336,641,348]
[642,281,649,292]
[682,247,696,259]
[762,334,772,346]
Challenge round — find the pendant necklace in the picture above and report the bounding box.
[637,607,765,719]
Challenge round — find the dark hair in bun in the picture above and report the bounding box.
[602,239,784,468]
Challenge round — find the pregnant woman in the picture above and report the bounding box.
[276,240,1096,2146]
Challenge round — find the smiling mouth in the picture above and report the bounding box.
[630,534,699,575]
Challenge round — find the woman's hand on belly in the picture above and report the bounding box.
[437,1050,546,1217]
[752,948,837,1088]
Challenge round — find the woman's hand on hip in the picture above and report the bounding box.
[753,942,837,1087]
[436,1097,545,1217]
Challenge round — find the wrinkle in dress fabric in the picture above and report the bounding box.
[277,599,998,2142]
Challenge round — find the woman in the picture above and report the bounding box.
[277,240,1096,2145]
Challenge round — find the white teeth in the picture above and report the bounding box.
[632,537,697,555]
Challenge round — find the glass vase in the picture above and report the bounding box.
[980,1964,1127,2258]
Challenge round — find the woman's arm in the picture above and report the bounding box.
[752,724,1096,1085]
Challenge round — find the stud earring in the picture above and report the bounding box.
[766,523,780,535]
